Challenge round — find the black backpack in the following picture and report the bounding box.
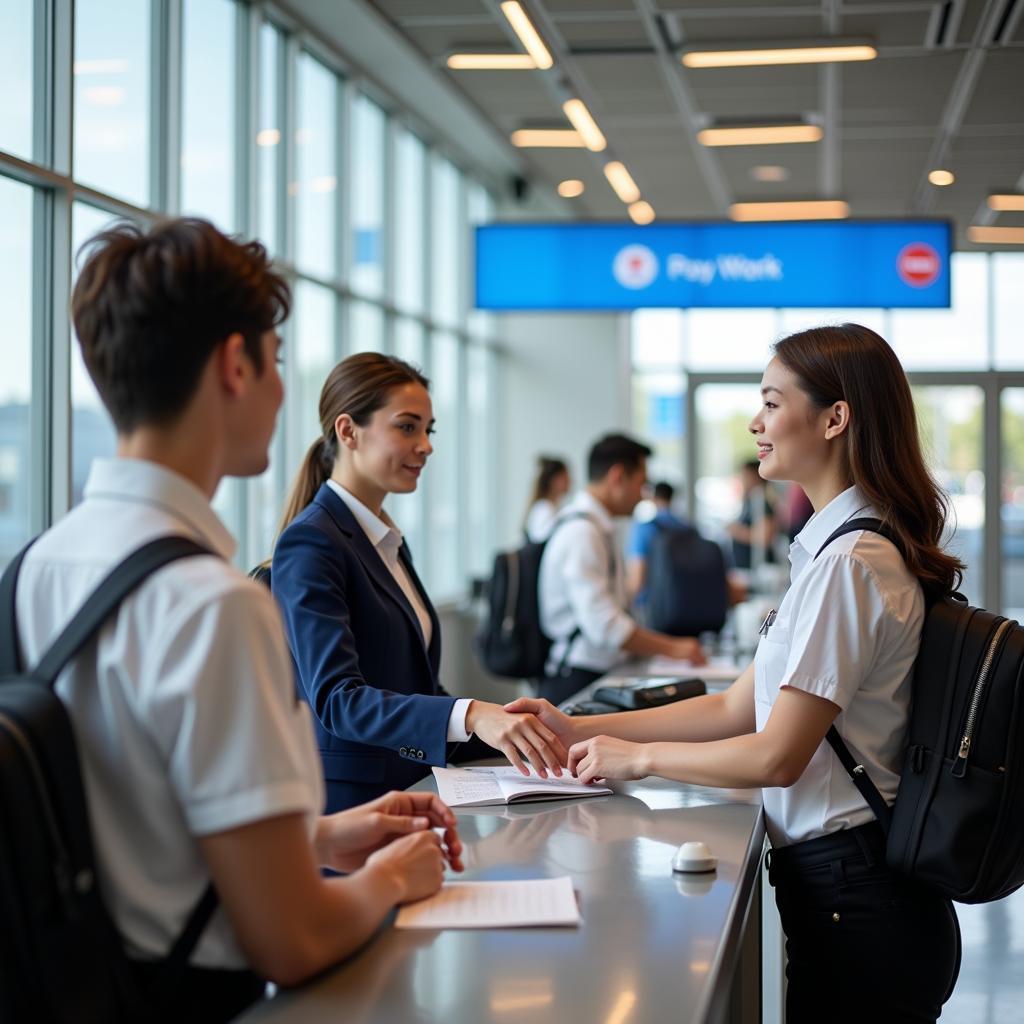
[818,517,1024,904]
[646,522,729,637]
[476,514,599,680]
[0,537,219,1023]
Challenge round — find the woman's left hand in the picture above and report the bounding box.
[568,735,649,785]
[316,791,463,874]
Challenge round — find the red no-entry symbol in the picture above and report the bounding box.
[897,243,941,287]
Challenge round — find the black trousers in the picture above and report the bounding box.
[767,822,961,1024]
[538,666,601,707]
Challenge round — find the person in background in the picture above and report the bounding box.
[524,455,571,542]
[537,434,706,706]
[626,480,689,605]
[728,459,777,569]
[785,483,815,542]
[510,324,962,1023]
[272,354,567,814]
[11,219,462,1020]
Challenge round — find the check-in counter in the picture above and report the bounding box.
[238,770,765,1024]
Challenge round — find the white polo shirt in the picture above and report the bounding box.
[14,458,324,967]
[754,485,924,848]
[539,491,634,674]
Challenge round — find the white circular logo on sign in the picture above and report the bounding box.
[613,244,659,289]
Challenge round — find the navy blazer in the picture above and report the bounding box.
[272,483,457,812]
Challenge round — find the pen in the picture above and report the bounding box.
[758,609,777,637]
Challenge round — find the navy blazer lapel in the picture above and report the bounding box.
[399,542,441,675]
[313,484,435,667]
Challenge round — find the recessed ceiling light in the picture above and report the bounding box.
[698,124,822,147]
[562,99,606,152]
[604,161,641,204]
[928,169,955,186]
[967,226,1024,245]
[628,200,655,225]
[988,194,1024,212]
[557,179,585,198]
[256,128,281,147]
[500,2,553,70]
[446,53,537,70]
[750,165,790,182]
[682,40,876,68]
[730,200,849,221]
[511,129,585,147]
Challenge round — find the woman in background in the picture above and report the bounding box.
[272,353,566,813]
[524,455,571,542]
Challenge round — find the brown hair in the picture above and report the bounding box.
[772,323,964,595]
[529,456,569,506]
[72,218,290,432]
[276,352,430,535]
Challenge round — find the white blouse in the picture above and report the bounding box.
[754,485,925,848]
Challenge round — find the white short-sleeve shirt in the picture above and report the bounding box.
[754,485,925,848]
[14,458,324,967]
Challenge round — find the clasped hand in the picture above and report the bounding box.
[466,701,569,778]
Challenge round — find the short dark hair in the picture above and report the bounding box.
[71,217,291,433]
[587,433,652,482]
[653,481,675,503]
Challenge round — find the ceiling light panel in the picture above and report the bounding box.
[557,179,585,198]
[730,200,850,221]
[967,226,1024,245]
[988,195,1024,212]
[628,200,655,225]
[499,2,553,70]
[562,99,606,152]
[511,129,585,147]
[698,124,822,147]
[604,161,641,204]
[682,40,877,68]
[447,54,537,70]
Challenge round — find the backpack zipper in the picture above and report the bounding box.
[0,711,74,900]
[951,618,1015,777]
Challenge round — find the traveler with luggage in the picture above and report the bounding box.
[509,325,979,1022]
[271,353,566,813]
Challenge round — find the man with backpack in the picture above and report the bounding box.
[1,219,461,1022]
[536,435,706,705]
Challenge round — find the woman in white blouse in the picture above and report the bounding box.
[508,324,963,1023]
[524,455,571,542]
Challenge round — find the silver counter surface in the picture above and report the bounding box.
[238,771,764,1024]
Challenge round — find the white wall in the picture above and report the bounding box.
[496,311,632,548]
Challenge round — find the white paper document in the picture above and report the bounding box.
[645,655,742,682]
[432,765,611,808]
[394,876,580,929]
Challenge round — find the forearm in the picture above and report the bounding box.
[621,625,682,657]
[639,732,789,789]
[572,691,748,745]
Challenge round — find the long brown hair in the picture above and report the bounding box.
[773,323,964,595]
[528,456,569,506]
[276,352,429,537]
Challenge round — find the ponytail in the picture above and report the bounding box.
[277,434,336,538]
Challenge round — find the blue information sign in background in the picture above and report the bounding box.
[475,221,951,310]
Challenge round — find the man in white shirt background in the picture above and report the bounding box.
[537,433,706,705]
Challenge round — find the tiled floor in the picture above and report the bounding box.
[943,889,1024,1022]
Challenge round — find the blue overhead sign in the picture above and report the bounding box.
[475,221,951,310]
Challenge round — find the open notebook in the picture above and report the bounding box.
[433,765,611,808]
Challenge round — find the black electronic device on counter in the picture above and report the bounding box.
[591,677,706,711]
[561,699,621,717]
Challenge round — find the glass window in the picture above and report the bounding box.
[686,309,777,371]
[181,0,236,230]
[633,372,686,489]
[912,385,985,607]
[632,309,685,368]
[73,0,150,207]
[0,1,34,161]
[256,22,283,256]
[348,301,385,355]
[388,319,425,566]
[778,309,888,341]
[466,343,494,578]
[428,332,461,598]
[290,280,337,468]
[431,156,461,327]
[350,95,385,297]
[0,177,33,563]
[70,202,119,505]
[890,253,989,371]
[1003,389,1024,618]
[394,127,425,314]
[994,254,1024,370]
[467,182,494,339]
[295,52,338,280]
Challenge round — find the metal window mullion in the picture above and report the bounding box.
[382,113,397,353]
[337,76,351,358]
[419,152,435,588]
[163,0,183,214]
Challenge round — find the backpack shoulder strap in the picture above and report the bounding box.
[32,536,214,687]
[0,539,38,674]
[813,516,894,560]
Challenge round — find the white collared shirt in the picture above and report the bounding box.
[754,485,925,848]
[525,498,558,543]
[326,480,471,742]
[539,491,634,674]
[14,458,323,967]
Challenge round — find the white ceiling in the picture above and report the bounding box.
[367,0,1024,248]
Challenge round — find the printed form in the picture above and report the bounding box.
[394,876,580,929]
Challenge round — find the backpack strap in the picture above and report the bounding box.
[31,536,213,687]
[813,516,898,835]
[0,538,37,675]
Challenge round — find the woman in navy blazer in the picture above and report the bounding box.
[272,353,567,812]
